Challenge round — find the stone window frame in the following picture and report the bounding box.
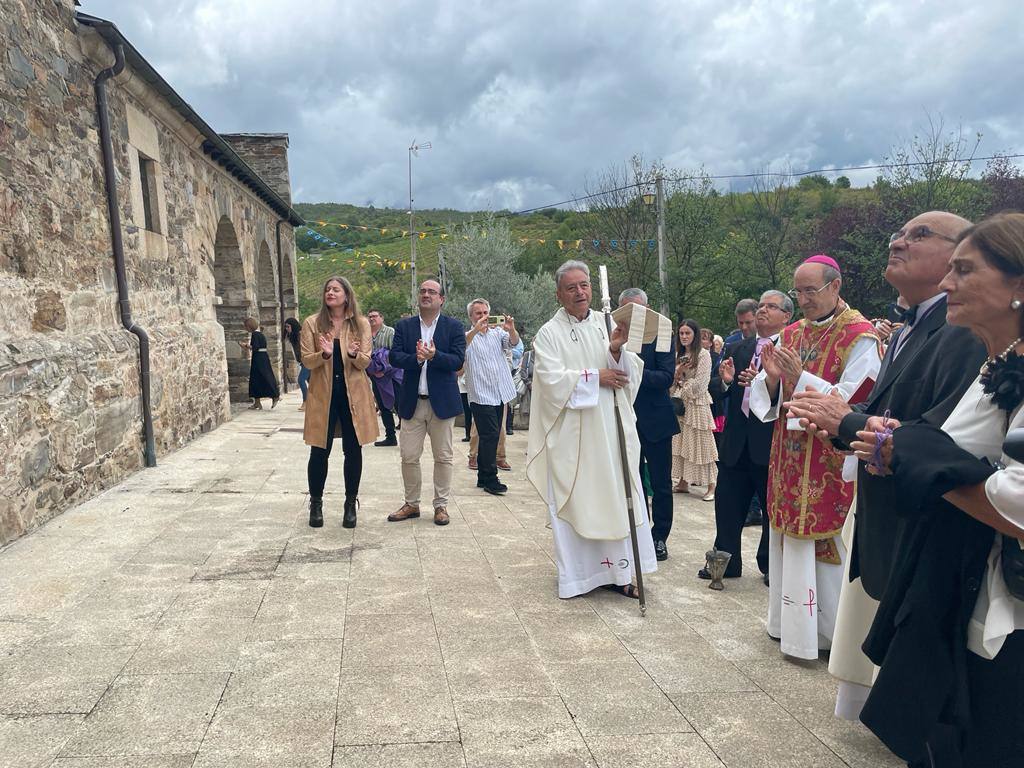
[136,152,160,234]
[125,105,167,239]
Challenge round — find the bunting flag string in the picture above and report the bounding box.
[303,226,657,253]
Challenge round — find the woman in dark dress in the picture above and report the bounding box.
[284,317,310,411]
[241,317,279,409]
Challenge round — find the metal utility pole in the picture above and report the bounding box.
[408,140,431,309]
[655,175,668,315]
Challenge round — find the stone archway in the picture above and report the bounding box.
[255,240,281,387]
[213,216,252,401]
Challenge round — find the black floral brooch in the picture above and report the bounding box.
[981,349,1024,413]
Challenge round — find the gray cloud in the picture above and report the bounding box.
[81,0,1024,209]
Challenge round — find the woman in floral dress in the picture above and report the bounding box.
[671,319,718,500]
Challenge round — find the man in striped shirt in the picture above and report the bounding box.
[464,299,519,495]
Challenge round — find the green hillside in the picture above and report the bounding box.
[293,154,1024,334]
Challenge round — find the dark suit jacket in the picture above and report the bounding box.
[836,298,986,599]
[389,314,466,421]
[710,336,776,467]
[634,336,680,443]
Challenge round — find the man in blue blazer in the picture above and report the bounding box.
[619,289,678,561]
[388,278,466,526]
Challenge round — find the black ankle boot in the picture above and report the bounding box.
[309,497,323,528]
[342,497,358,528]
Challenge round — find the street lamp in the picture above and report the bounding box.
[408,139,432,308]
[642,177,668,313]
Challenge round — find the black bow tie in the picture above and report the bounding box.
[900,305,919,325]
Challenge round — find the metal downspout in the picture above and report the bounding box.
[94,42,157,467]
[275,218,288,393]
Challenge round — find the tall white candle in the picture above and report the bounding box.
[599,264,609,302]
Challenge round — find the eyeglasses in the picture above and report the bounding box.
[888,225,958,247]
[758,301,784,311]
[788,282,835,300]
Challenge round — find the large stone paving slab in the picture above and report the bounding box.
[0,394,901,767]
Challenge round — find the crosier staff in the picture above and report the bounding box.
[599,265,647,616]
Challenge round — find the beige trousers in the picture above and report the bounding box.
[400,398,455,509]
[469,406,506,460]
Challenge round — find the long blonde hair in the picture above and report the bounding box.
[315,276,362,337]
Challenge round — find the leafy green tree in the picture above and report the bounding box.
[440,216,558,340]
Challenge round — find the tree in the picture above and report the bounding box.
[726,171,798,288]
[578,155,660,291]
[661,169,729,319]
[879,114,988,221]
[440,215,558,340]
[982,153,1024,215]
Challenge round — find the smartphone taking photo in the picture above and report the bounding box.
[488,315,505,326]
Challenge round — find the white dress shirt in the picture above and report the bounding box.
[417,314,438,396]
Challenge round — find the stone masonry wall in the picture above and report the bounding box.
[0,0,298,545]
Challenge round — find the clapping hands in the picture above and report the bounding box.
[416,339,436,362]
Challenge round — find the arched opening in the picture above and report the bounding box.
[213,216,252,401]
[255,240,281,387]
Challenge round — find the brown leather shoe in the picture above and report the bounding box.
[497,459,512,471]
[433,507,450,526]
[387,503,420,522]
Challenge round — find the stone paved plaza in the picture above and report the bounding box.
[0,394,901,767]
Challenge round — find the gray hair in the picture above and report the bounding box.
[618,287,648,305]
[466,298,490,316]
[735,298,759,316]
[555,260,591,288]
[760,289,794,315]
[821,264,842,286]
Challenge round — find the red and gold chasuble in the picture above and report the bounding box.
[767,308,879,560]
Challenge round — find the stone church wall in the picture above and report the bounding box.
[0,0,299,545]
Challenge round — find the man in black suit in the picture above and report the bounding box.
[787,211,986,756]
[618,288,678,561]
[700,289,793,581]
[789,211,985,599]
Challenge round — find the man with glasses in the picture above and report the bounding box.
[388,279,466,527]
[785,212,984,729]
[748,254,882,661]
[702,290,793,585]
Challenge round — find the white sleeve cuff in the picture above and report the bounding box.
[567,369,600,409]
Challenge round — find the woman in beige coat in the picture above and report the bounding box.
[300,276,379,528]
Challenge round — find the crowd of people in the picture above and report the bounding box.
[248,207,1023,767]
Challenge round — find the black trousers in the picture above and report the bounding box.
[461,393,473,439]
[470,402,502,486]
[713,445,769,576]
[371,378,396,439]
[639,433,674,543]
[308,375,362,500]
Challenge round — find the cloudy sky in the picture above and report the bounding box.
[80,0,1023,211]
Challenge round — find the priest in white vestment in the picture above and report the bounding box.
[749,255,881,659]
[526,260,657,599]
